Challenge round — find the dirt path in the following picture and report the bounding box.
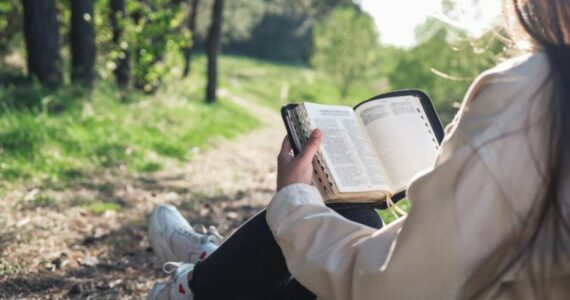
[0,92,285,299]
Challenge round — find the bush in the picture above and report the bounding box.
[311,8,379,98]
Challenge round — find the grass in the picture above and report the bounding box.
[0,56,261,188]
[0,52,390,189]
[378,199,410,224]
[30,194,57,207]
[82,201,121,214]
[218,55,385,110]
[1,53,414,220]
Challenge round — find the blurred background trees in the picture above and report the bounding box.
[0,0,508,184]
[205,0,223,103]
[109,0,130,87]
[311,7,378,98]
[21,0,63,88]
[70,0,96,87]
[182,0,200,77]
[388,7,504,121]
[0,0,21,56]
[0,0,505,107]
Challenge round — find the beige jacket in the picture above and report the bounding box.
[266,52,570,299]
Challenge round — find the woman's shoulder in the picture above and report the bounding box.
[441,52,553,219]
[469,51,550,102]
[486,51,549,77]
[449,51,552,144]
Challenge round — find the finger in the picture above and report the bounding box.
[297,129,322,165]
[278,135,293,162]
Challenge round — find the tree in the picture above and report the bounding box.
[130,0,186,93]
[387,17,504,124]
[218,0,355,63]
[70,0,96,87]
[289,0,357,21]
[21,0,63,88]
[110,0,130,88]
[194,0,265,44]
[311,8,378,98]
[182,0,200,77]
[0,0,22,56]
[205,0,223,103]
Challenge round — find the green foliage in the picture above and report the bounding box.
[0,0,22,55]
[0,59,260,187]
[387,18,505,124]
[223,0,265,42]
[201,0,359,63]
[138,160,162,172]
[221,55,379,109]
[378,199,410,224]
[83,200,121,214]
[194,0,355,43]
[222,0,266,41]
[264,0,357,21]
[31,194,57,208]
[127,0,189,92]
[74,0,192,92]
[194,0,265,43]
[312,8,379,99]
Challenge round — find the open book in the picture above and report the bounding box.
[281,90,444,204]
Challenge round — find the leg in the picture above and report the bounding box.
[190,205,382,300]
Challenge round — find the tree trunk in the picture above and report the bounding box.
[21,0,62,88]
[205,0,224,103]
[182,0,200,78]
[70,0,96,87]
[110,0,130,88]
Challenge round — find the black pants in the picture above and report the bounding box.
[190,204,383,300]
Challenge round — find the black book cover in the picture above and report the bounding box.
[280,89,444,208]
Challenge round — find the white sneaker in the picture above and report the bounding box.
[148,262,195,300]
[148,204,223,264]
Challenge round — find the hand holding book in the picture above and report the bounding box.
[281,90,445,205]
[276,129,322,192]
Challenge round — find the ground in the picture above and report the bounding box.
[0,91,284,299]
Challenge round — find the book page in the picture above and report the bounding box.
[355,96,439,192]
[303,103,391,193]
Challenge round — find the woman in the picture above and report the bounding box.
[148,0,570,298]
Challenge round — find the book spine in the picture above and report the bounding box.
[293,108,335,200]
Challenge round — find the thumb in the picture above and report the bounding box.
[297,129,322,165]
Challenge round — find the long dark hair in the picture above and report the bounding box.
[468,0,570,298]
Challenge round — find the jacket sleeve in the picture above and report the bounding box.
[267,141,518,299]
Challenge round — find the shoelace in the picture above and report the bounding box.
[175,226,223,246]
[206,226,223,244]
[175,228,202,244]
[163,261,183,274]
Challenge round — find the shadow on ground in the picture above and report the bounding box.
[0,175,268,299]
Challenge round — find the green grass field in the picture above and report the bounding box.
[219,55,382,109]
[0,54,388,191]
[0,56,269,190]
[0,54,412,219]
